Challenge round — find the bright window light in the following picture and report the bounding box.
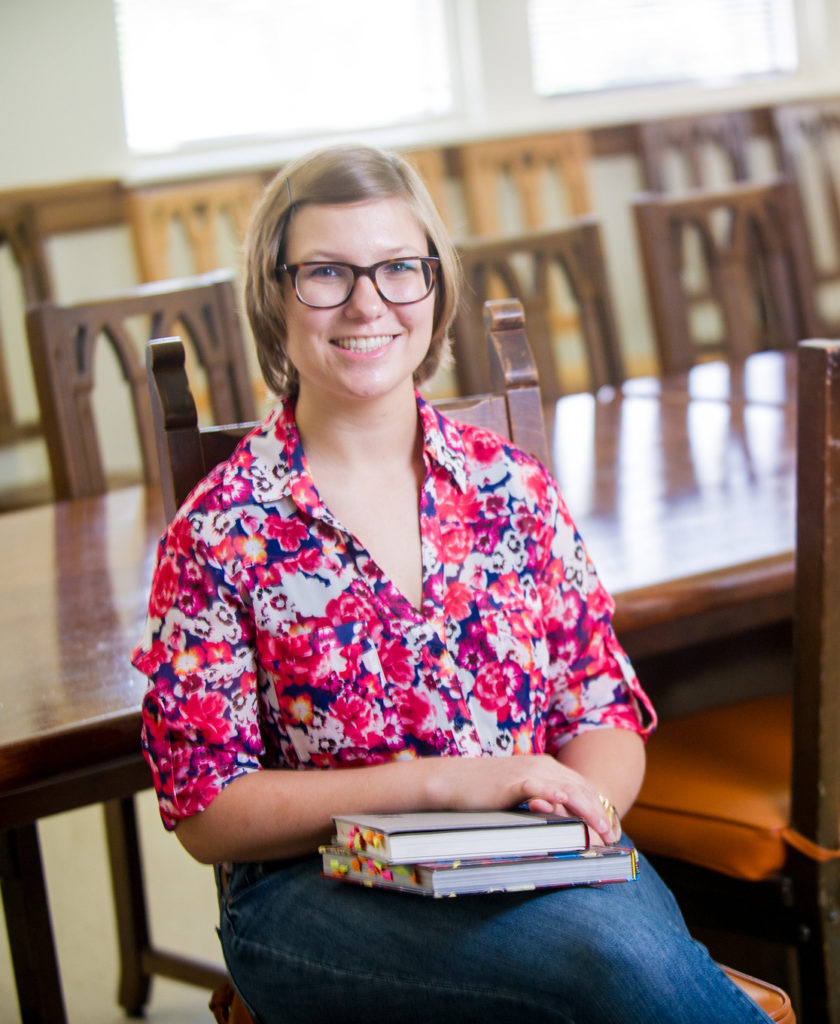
[114,0,452,154]
[527,0,798,96]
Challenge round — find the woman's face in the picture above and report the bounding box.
[281,198,436,410]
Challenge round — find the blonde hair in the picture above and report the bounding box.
[245,144,461,398]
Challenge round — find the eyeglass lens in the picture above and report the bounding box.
[294,259,435,307]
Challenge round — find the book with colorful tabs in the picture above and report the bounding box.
[330,810,591,864]
[320,843,638,897]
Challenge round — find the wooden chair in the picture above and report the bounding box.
[457,131,593,235]
[145,297,547,1023]
[633,179,821,375]
[638,111,752,192]
[126,173,266,283]
[148,299,795,1024]
[0,201,52,443]
[772,100,840,334]
[624,339,840,1023]
[401,145,462,234]
[0,181,128,509]
[20,269,258,1017]
[454,220,625,403]
[25,268,256,501]
[456,130,594,374]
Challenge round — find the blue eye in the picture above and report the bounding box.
[381,259,420,276]
[308,264,343,279]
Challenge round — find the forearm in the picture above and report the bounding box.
[553,727,646,817]
[175,759,444,864]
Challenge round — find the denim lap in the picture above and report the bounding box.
[218,843,772,1024]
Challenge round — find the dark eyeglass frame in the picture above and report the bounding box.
[275,256,440,308]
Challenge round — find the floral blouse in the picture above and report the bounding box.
[132,395,656,830]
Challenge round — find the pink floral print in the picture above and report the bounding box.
[132,397,655,829]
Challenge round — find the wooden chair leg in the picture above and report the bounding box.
[790,858,840,1024]
[104,796,151,1016]
[210,980,259,1024]
[0,824,69,1023]
[105,796,228,1009]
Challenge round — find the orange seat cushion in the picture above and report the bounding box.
[624,694,792,880]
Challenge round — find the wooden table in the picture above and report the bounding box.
[0,353,797,1022]
[620,349,796,405]
[0,485,224,1024]
[550,362,796,657]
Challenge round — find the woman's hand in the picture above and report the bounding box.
[422,753,621,845]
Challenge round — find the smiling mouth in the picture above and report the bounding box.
[331,335,394,353]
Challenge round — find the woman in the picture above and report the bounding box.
[132,144,771,1022]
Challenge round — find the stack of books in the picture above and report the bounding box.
[320,810,638,897]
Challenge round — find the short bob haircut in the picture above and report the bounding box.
[244,144,461,398]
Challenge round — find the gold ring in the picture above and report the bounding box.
[597,793,620,837]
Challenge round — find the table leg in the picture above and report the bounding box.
[104,795,151,1016]
[0,824,68,1024]
[103,794,228,1008]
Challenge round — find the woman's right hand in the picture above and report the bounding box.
[421,754,618,844]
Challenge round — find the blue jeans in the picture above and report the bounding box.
[217,837,772,1024]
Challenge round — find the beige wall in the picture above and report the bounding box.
[1,0,128,189]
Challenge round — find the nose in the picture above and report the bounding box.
[344,272,385,318]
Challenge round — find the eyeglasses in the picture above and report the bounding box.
[276,257,439,308]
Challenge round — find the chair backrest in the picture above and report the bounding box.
[633,179,821,375]
[772,100,840,334]
[148,298,549,522]
[126,173,266,282]
[454,219,625,403]
[791,338,840,860]
[401,146,462,234]
[0,201,55,438]
[638,111,752,192]
[457,131,593,235]
[25,269,257,500]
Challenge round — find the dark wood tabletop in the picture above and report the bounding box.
[548,371,796,656]
[1,485,164,814]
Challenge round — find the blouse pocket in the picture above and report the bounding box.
[262,621,403,763]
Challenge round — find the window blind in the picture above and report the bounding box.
[114,0,452,154]
[527,0,798,96]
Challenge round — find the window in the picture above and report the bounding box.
[114,0,452,154]
[527,0,798,96]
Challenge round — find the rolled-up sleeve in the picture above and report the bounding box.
[132,516,263,830]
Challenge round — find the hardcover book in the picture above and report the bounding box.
[320,844,638,897]
[331,810,590,864]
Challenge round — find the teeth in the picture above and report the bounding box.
[332,335,393,353]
